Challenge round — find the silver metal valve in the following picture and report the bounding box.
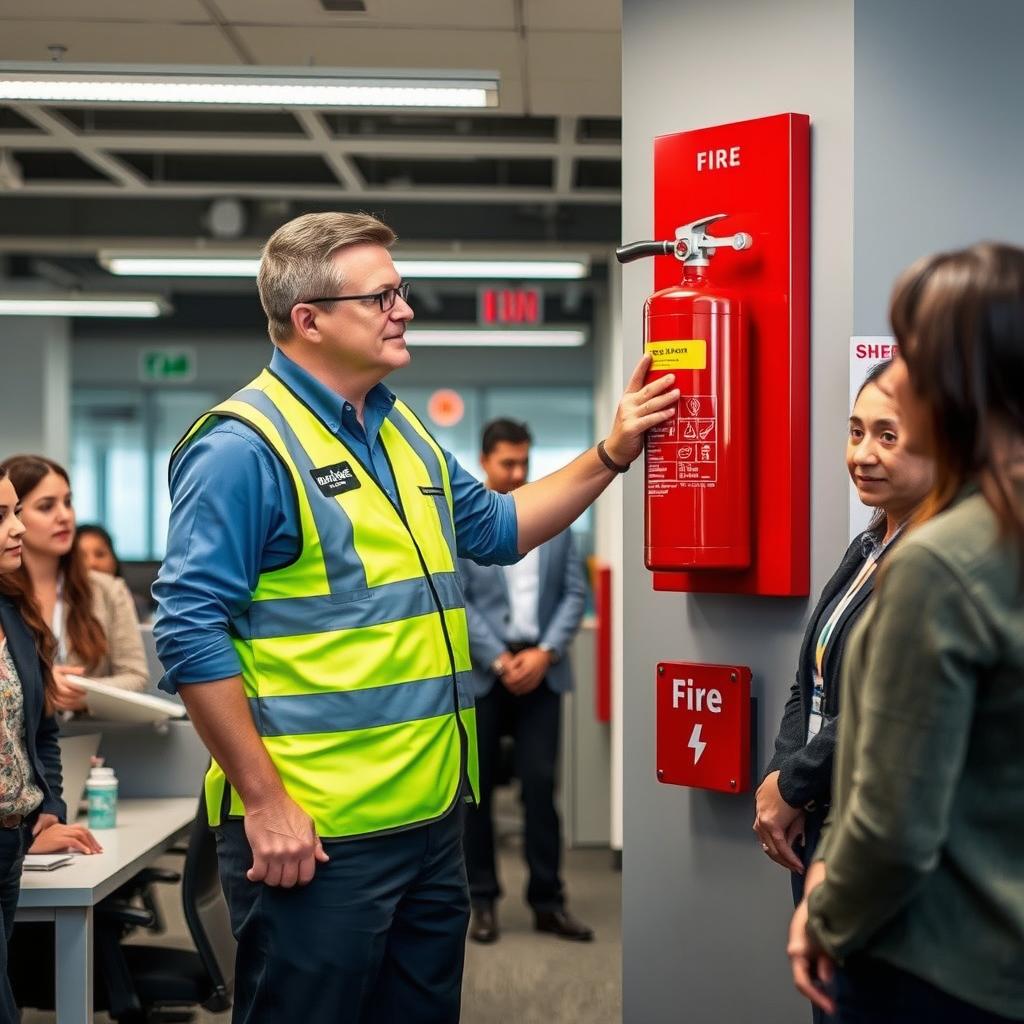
[673,214,753,267]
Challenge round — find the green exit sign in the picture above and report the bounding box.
[139,348,196,383]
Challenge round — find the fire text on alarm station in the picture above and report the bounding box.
[696,146,741,171]
[656,662,752,794]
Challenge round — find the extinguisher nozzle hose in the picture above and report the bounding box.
[615,240,675,264]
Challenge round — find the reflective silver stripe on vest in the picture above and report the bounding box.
[234,386,369,594]
[236,572,464,641]
[250,670,476,737]
[385,409,458,557]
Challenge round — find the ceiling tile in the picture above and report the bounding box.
[526,31,620,117]
[217,0,516,30]
[0,0,210,21]
[523,0,620,32]
[0,22,241,63]
[235,25,525,111]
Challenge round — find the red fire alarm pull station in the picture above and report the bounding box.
[617,112,810,597]
[656,662,751,794]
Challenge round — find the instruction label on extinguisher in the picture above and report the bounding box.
[647,392,717,491]
[646,339,707,371]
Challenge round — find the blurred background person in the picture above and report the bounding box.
[75,523,120,578]
[75,522,153,622]
[790,242,1024,1022]
[0,456,147,712]
[460,418,591,945]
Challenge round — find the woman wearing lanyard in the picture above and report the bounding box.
[753,361,933,943]
[790,245,1024,1021]
[0,456,147,712]
[0,468,71,1023]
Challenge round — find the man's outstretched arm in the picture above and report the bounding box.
[513,355,677,552]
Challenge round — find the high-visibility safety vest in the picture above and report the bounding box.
[173,368,479,840]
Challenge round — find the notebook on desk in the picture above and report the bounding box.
[23,854,73,871]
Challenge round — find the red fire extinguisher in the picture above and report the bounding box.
[617,214,753,572]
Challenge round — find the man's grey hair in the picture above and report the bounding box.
[257,211,397,344]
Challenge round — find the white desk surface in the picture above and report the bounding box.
[18,797,197,909]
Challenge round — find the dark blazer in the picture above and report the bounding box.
[764,529,889,808]
[458,530,587,698]
[0,595,66,823]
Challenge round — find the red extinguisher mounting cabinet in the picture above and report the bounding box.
[636,112,810,597]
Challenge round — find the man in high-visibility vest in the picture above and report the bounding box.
[153,211,677,1024]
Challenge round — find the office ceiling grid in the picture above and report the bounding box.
[0,0,621,253]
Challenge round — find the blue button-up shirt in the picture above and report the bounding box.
[153,347,519,692]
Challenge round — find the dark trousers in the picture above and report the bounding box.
[216,806,470,1024]
[0,824,26,1024]
[835,956,1018,1023]
[790,811,833,1024]
[463,679,563,912]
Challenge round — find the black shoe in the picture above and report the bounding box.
[533,908,594,942]
[469,903,499,944]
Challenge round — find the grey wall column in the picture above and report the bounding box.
[0,316,71,465]
[853,0,1024,332]
[621,2,854,1021]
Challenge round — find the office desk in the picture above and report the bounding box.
[17,797,197,1024]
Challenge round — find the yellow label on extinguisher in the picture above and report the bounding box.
[645,339,707,370]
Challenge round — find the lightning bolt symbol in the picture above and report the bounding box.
[688,723,707,765]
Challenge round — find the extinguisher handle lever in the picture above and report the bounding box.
[615,240,675,264]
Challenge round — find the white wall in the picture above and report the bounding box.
[621,2,854,1020]
[0,317,71,464]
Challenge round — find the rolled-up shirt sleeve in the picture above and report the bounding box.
[152,423,291,693]
[446,452,520,566]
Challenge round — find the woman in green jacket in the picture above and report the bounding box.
[790,242,1024,1022]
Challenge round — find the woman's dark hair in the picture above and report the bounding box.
[855,358,893,400]
[889,241,1024,551]
[75,523,122,577]
[0,462,58,708]
[0,455,108,677]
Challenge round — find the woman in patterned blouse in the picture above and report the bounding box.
[0,467,83,1022]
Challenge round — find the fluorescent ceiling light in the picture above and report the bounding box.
[101,256,590,280]
[0,296,168,318]
[397,260,588,280]
[103,257,260,277]
[405,330,586,348]
[0,62,498,109]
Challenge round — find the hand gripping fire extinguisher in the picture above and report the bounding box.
[617,214,753,572]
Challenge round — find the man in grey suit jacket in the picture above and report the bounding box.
[459,419,591,944]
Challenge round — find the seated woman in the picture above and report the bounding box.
[0,456,147,712]
[790,242,1024,1022]
[0,467,100,1020]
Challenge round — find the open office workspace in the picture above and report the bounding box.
[2,2,1024,1023]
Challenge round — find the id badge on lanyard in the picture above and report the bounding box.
[806,678,824,743]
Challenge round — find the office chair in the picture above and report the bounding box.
[11,794,235,1022]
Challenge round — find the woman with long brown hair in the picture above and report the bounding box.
[0,456,147,711]
[789,242,1024,1022]
[0,466,71,1022]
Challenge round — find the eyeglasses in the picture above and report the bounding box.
[300,281,411,313]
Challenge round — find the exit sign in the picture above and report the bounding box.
[140,347,196,383]
[478,287,542,326]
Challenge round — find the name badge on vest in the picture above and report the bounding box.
[310,462,361,497]
[419,485,445,496]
